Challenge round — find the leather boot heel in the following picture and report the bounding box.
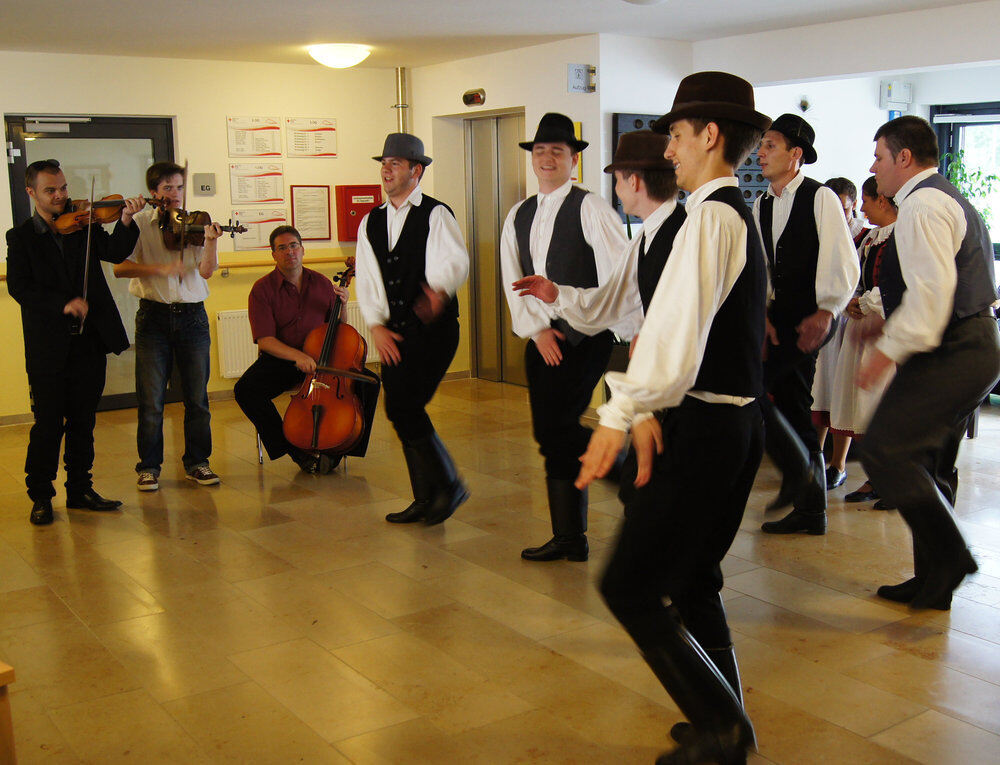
[876,577,922,603]
[386,443,431,523]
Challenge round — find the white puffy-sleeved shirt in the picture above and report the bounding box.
[127,207,210,303]
[598,177,755,432]
[500,179,627,340]
[547,199,679,341]
[752,171,860,316]
[354,185,469,328]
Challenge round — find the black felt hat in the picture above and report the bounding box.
[651,71,771,133]
[372,133,432,166]
[519,112,588,152]
[603,130,672,173]
[768,113,818,164]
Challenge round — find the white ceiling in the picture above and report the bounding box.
[0,0,973,68]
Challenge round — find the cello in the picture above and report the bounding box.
[282,257,371,456]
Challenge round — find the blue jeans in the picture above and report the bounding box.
[134,300,212,475]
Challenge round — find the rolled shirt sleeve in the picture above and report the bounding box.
[814,186,861,316]
[353,211,391,328]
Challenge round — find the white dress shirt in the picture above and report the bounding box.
[752,171,860,316]
[857,224,894,319]
[547,199,678,340]
[500,179,627,340]
[127,207,210,303]
[598,177,756,432]
[354,185,470,328]
[876,168,967,364]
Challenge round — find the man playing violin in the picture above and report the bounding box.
[113,161,221,492]
[234,225,351,473]
[6,158,145,525]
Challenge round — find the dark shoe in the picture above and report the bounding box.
[844,484,878,502]
[761,508,826,535]
[66,490,123,511]
[386,442,431,524]
[825,466,847,490]
[137,471,159,491]
[30,499,54,526]
[317,453,342,474]
[876,577,922,604]
[873,499,896,510]
[186,465,220,486]
[289,447,319,473]
[420,432,470,526]
[909,553,978,611]
[521,535,589,562]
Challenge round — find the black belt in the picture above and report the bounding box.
[139,299,204,313]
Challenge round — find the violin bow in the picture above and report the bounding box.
[76,178,96,334]
[178,158,189,277]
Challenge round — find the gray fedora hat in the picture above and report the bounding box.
[372,133,432,166]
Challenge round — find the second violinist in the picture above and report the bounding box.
[113,161,222,492]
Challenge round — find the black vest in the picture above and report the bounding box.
[513,185,598,345]
[637,203,688,314]
[366,194,459,333]
[760,176,822,330]
[690,185,766,398]
[876,232,905,319]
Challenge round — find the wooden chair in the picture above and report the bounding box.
[0,660,15,764]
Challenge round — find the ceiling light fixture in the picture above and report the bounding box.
[622,0,667,5]
[307,43,372,69]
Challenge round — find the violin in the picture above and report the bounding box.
[282,258,371,456]
[159,208,247,251]
[53,195,165,235]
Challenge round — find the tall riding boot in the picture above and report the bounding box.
[761,452,827,535]
[761,403,813,512]
[386,443,432,523]
[907,502,978,610]
[877,530,930,603]
[643,617,755,765]
[521,479,589,562]
[670,646,749,746]
[420,430,470,526]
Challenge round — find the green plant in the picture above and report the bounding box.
[943,149,999,227]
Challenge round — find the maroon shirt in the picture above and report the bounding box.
[248,267,338,350]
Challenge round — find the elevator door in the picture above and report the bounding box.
[465,114,527,385]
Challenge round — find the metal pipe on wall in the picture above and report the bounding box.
[394,67,410,133]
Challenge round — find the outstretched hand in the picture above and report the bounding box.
[576,425,626,489]
[512,275,558,303]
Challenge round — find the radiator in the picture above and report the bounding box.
[216,303,378,379]
[217,309,257,378]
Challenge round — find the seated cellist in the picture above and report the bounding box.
[235,225,377,472]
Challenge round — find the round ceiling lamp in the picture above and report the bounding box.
[307,44,373,68]
[622,0,667,4]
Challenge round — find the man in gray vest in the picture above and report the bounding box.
[858,115,1000,610]
[753,114,859,536]
[500,112,627,562]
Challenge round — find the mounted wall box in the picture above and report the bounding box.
[335,184,383,241]
[463,88,486,107]
[192,173,215,196]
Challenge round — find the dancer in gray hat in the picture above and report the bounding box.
[355,133,470,525]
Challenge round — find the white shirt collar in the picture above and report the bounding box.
[766,169,804,199]
[685,176,738,213]
[537,178,574,204]
[893,167,938,206]
[639,199,678,237]
[385,184,423,212]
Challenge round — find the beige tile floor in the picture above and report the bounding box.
[1,379,999,764]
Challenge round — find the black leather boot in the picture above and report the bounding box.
[670,645,748,747]
[909,547,978,611]
[643,618,755,765]
[763,405,813,512]
[420,431,469,526]
[877,532,929,603]
[762,453,826,535]
[385,443,432,523]
[521,479,589,561]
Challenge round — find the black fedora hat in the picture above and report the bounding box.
[372,133,432,166]
[651,71,771,134]
[519,112,588,152]
[768,113,817,164]
[603,130,672,173]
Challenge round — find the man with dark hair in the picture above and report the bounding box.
[575,71,770,765]
[235,226,361,473]
[114,161,222,491]
[6,159,145,524]
[753,114,859,536]
[499,112,627,562]
[858,115,1000,610]
[511,129,685,373]
[355,132,470,526]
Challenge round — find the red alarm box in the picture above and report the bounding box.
[335,184,383,241]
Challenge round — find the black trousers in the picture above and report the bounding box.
[601,398,764,651]
[525,330,614,480]
[381,317,459,444]
[234,353,305,460]
[761,334,820,455]
[861,315,1000,572]
[25,333,108,501]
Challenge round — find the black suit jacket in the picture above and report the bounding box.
[6,214,138,376]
